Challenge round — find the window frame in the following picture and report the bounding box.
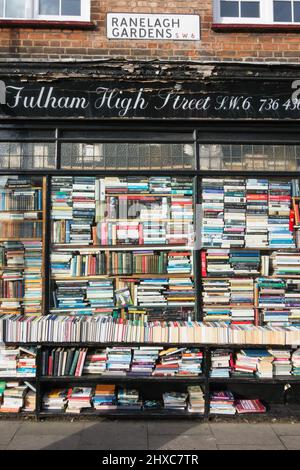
[0,0,90,22]
[214,0,300,25]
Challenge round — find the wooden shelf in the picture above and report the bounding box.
[51,244,192,251]
[0,211,43,213]
[40,375,204,383]
[0,238,42,241]
[105,193,192,198]
[38,409,204,419]
[51,273,194,280]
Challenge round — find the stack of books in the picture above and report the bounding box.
[136,279,168,307]
[16,347,36,377]
[51,176,96,245]
[202,178,224,248]
[235,399,266,414]
[268,181,295,248]
[0,383,28,413]
[106,348,132,375]
[166,278,195,307]
[291,348,300,375]
[52,280,114,314]
[269,349,292,376]
[223,178,246,248]
[82,349,107,375]
[210,350,232,378]
[0,347,18,377]
[163,392,187,411]
[234,349,273,378]
[166,251,192,274]
[86,281,114,308]
[202,249,260,277]
[210,391,236,415]
[42,389,68,412]
[93,384,117,410]
[203,278,255,323]
[66,387,93,414]
[187,385,205,413]
[129,347,162,376]
[245,178,268,248]
[178,349,203,376]
[117,388,141,409]
[153,348,182,376]
[272,252,300,277]
[23,389,36,412]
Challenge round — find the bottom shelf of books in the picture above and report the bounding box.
[3,343,300,419]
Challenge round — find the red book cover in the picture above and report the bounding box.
[247,194,268,200]
[138,223,144,244]
[201,251,207,277]
[48,356,53,376]
[295,203,300,226]
[289,209,295,232]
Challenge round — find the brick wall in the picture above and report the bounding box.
[0,0,299,62]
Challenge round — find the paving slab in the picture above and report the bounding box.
[271,423,300,436]
[218,444,285,450]
[16,421,85,437]
[148,434,218,450]
[0,421,21,446]
[279,436,300,450]
[147,422,211,436]
[79,422,148,450]
[210,423,284,447]
[6,433,80,450]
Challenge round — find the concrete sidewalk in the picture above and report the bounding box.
[0,420,300,450]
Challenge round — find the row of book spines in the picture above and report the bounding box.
[0,224,43,238]
[53,254,192,276]
[0,190,42,211]
[200,252,295,278]
[42,348,87,377]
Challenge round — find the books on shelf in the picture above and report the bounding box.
[66,387,93,414]
[202,249,260,277]
[0,346,36,377]
[42,388,68,412]
[51,176,194,246]
[235,399,266,414]
[117,387,142,409]
[291,348,300,375]
[0,382,31,413]
[163,391,187,411]
[41,347,87,377]
[210,391,236,415]
[201,178,296,249]
[210,349,232,378]
[0,178,42,211]
[187,385,205,413]
[203,278,255,323]
[269,349,292,376]
[129,347,162,376]
[52,279,114,315]
[93,384,117,410]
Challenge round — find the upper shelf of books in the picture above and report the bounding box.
[201,178,300,249]
[51,177,194,247]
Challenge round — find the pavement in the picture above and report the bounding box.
[0,419,300,449]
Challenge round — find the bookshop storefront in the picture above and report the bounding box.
[1,61,300,325]
[2,62,300,418]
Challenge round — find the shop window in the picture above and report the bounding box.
[0,142,56,169]
[199,144,300,171]
[214,0,300,24]
[60,143,195,170]
[0,0,90,21]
